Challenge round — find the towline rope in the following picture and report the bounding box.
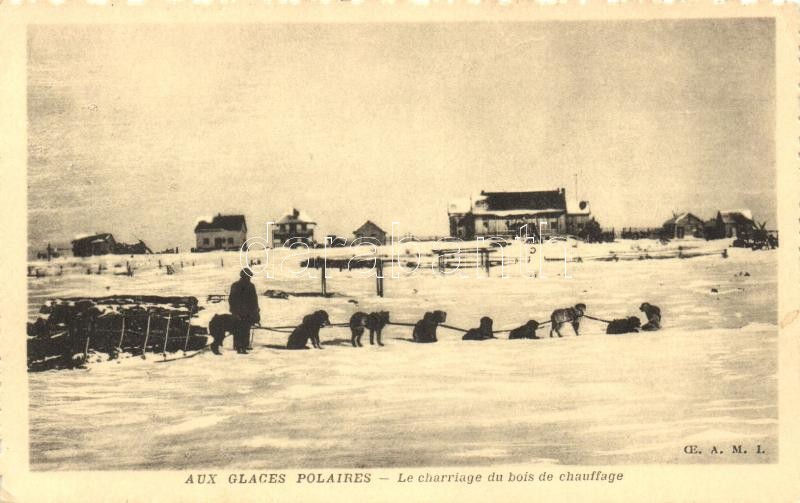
[581,314,613,324]
[252,316,607,336]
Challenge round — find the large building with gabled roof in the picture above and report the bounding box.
[194,214,247,251]
[448,188,590,240]
[272,208,317,247]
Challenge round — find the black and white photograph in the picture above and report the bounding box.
[2,5,799,502]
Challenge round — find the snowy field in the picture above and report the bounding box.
[27,239,778,470]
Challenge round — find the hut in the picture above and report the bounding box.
[662,212,705,239]
[706,210,755,239]
[71,233,117,257]
[353,220,387,245]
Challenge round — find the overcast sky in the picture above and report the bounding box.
[27,19,775,251]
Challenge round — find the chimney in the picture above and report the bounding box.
[293,208,300,218]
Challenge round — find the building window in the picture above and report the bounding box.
[227,237,234,245]
[203,238,209,245]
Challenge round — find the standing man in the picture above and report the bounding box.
[229,268,260,354]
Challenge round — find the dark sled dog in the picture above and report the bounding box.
[462,316,495,341]
[349,311,390,347]
[412,310,447,343]
[287,310,330,349]
[606,316,641,335]
[508,320,540,339]
[208,313,236,354]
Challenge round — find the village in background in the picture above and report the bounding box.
[31,187,778,263]
[26,184,780,467]
[22,19,781,472]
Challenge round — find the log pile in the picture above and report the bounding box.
[27,295,209,371]
[302,257,384,270]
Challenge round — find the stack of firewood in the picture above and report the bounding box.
[27,295,208,371]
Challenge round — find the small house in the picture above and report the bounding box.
[273,209,316,247]
[353,220,387,245]
[71,233,117,257]
[721,210,755,238]
[707,210,755,239]
[194,214,247,251]
[662,212,705,239]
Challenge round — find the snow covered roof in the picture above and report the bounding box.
[719,209,753,223]
[663,212,704,226]
[276,208,316,225]
[71,233,114,245]
[450,189,574,216]
[354,220,386,235]
[566,200,591,216]
[195,214,247,232]
[473,209,566,217]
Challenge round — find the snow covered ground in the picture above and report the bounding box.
[27,239,777,470]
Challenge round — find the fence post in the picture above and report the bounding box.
[183,318,192,352]
[376,260,384,297]
[83,335,91,366]
[117,316,126,353]
[162,314,172,356]
[321,261,327,296]
[141,314,152,359]
[83,321,97,365]
[82,321,93,366]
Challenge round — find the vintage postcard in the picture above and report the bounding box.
[1,2,799,502]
